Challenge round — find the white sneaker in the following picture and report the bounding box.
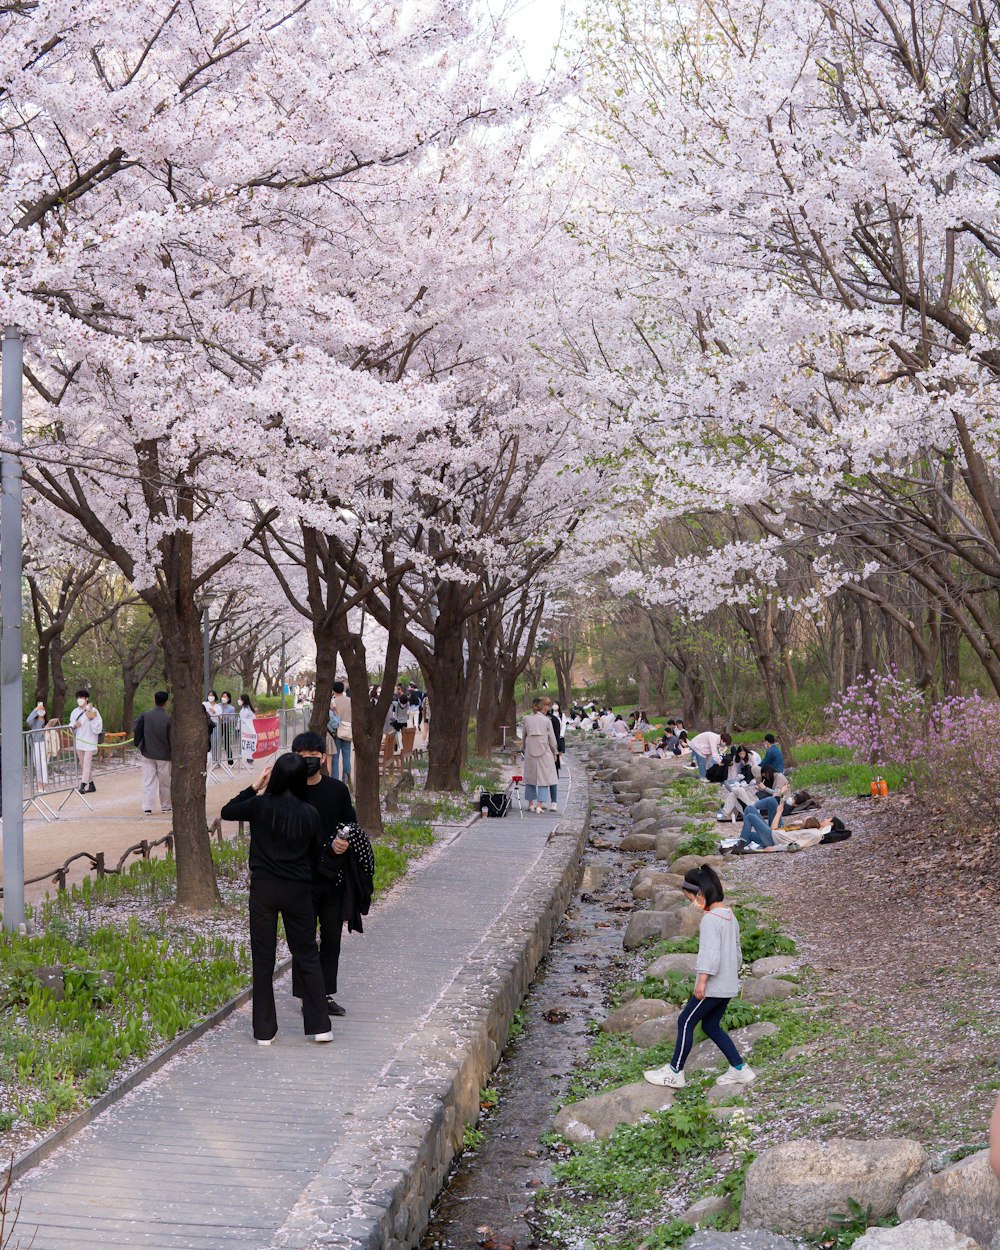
[312,1031,334,1044]
[643,1064,686,1088]
[255,1038,274,1047]
[715,1064,756,1086]
[549,802,558,812]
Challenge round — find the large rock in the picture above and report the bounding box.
[897,1149,1000,1247]
[620,832,657,852]
[740,1138,929,1235]
[634,873,684,901]
[631,1013,680,1048]
[552,1081,675,1143]
[632,818,664,838]
[623,911,676,949]
[670,853,725,877]
[742,976,796,1005]
[687,1021,779,1070]
[601,998,674,1034]
[655,833,686,860]
[854,1221,981,1250]
[681,1193,735,1225]
[683,1234,798,1250]
[630,799,663,822]
[750,956,799,978]
[648,952,699,977]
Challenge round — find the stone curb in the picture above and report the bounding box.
[8,954,292,1184]
[270,760,592,1250]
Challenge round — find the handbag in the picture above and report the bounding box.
[336,720,353,742]
[479,792,510,818]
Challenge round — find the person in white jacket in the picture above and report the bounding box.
[688,729,732,780]
[69,688,103,793]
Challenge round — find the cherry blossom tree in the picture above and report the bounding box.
[1,0,558,906]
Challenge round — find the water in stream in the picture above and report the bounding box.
[420,776,637,1250]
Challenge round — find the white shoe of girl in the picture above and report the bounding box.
[715,1064,756,1085]
[642,1063,686,1088]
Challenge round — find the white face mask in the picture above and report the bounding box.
[77,697,86,707]
[208,696,216,704]
[221,697,230,704]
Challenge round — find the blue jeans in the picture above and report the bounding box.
[525,783,557,804]
[742,797,778,847]
[690,750,707,779]
[331,738,351,782]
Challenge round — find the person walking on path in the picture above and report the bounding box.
[69,689,102,794]
[522,696,559,813]
[329,681,352,784]
[133,691,172,815]
[290,732,373,1017]
[220,754,332,1045]
[643,865,756,1090]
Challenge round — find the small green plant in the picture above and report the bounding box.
[462,1124,485,1152]
[479,1086,500,1110]
[806,1199,899,1248]
[507,1007,527,1045]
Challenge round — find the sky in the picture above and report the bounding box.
[504,0,578,77]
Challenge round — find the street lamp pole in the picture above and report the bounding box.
[279,634,286,713]
[1,326,25,932]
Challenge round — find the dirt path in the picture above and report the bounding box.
[730,797,1000,1156]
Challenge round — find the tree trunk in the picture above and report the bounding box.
[424,585,469,791]
[156,595,220,911]
[678,669,703,727]
[34,634,51,710]
[940,613,961,693]
[336,631,388,836]
[50,641,69,724]
[637,658,651,712]
[475,655,503,756]
[122,668,140,735]
[310,628,338,738]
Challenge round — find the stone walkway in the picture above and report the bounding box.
[13,763,583,1250]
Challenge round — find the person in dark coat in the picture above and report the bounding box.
[220,753,332,1045]
[290,732,373,1016]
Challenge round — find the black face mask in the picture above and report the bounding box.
[302,757,323,777]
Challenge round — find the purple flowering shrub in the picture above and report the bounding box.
[828,670,1000,827]
[826,670,926,781]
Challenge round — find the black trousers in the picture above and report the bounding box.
[249,872,330,1040]
[292,881,345,997]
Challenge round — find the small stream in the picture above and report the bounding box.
[420,775,636,1250]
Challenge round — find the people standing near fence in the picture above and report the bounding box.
[522,696,559,813]
[239,693,257,767]
[218,691,237,764]
[290,731,372,1017]
[133,691,172,815]
[25,700,49,785]
[329,681,352,784]
[220,753,332,1045]
[69,689,102,793]
[203,690,220,768]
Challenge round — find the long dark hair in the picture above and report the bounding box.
[683,864,725,907]
[760,764,777,789]
[263,754,319,843]
[240,693,255,713]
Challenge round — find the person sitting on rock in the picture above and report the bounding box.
[643,865,755,1090]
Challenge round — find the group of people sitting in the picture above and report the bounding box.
[683,730,843,853]
[567,705,652,739]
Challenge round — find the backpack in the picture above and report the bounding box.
[327,709,341,736]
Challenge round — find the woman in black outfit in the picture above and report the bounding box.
[221,753,332,1045]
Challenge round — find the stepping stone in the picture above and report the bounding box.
[553,1081,675,1143]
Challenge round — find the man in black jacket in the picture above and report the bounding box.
[291,731,369,1016]
[133,691,171,815]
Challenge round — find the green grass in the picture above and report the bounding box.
[791,761,907,797]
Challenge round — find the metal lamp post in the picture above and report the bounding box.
[1,326,25,932]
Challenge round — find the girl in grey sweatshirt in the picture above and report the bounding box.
[643,865,757,1090]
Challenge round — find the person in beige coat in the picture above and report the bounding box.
[521,697,559,813]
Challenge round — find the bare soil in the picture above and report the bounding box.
[730,794,1000,1155]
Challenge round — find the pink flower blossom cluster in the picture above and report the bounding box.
[826,669,927,779]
